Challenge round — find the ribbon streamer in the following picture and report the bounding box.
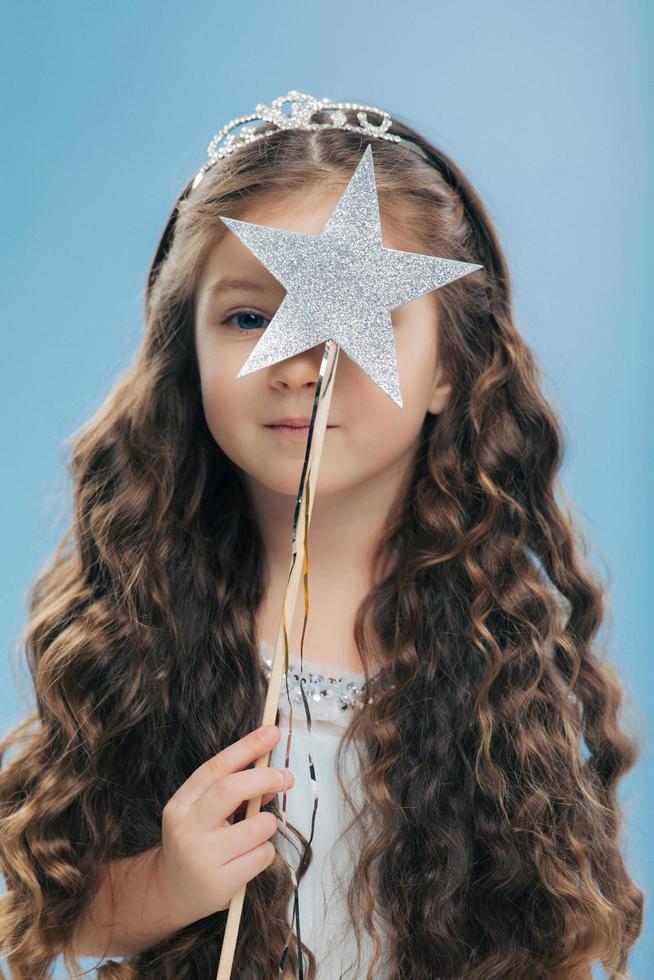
[216,340,340,980]
[277,465,319,978]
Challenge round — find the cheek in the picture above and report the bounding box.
[198,361,248,451]
[394,326,439,414]
[336,346,430,457]
[359,393,431,475]
[345,389,426,477]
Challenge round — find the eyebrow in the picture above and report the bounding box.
[205,276,278,298]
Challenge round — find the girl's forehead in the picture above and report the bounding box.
[235,185,346,235]
[198,229,285,297]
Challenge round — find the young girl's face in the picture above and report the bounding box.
[194,187,451,499]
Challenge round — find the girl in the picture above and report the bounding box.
[0,95,644,979]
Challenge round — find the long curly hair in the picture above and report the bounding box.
[0,109,644,979]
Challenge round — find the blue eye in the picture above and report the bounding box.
[223,310,271,334]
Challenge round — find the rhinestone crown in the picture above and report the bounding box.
[192,90,429,189]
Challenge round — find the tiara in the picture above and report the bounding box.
[191,90,429,189]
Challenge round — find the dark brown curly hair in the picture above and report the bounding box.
[0,107,644,979]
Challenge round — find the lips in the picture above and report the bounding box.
[266,417,337,428]
[264,417,338,441]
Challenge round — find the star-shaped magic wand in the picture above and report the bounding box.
[220,143,482,408]
[215,143,483,980]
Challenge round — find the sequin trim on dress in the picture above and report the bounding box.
[260,652,371,711]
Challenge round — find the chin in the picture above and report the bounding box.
[249,465,349,500]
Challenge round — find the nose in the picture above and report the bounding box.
[268,342,326,392]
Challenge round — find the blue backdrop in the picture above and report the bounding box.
[1,1,651,976]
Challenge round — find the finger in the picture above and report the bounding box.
[235,790,279,813]
[227,793,277,823]
[218,810,279,866]
[195,765,293,830]
[171,726,280,808]
[217,839,277,908]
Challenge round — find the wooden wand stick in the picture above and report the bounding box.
[216,339,340,980]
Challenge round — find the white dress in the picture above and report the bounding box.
[261,640,391,979]
[66,643,387,980]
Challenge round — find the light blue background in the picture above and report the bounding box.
[1,2,651,977]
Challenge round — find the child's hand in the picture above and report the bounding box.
[153,724,293,925]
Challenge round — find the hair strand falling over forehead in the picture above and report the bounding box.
[0,110,644,979]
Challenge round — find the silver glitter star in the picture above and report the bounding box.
[219,144,482,407]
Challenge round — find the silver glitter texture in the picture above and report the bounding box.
[219,144,482,407]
